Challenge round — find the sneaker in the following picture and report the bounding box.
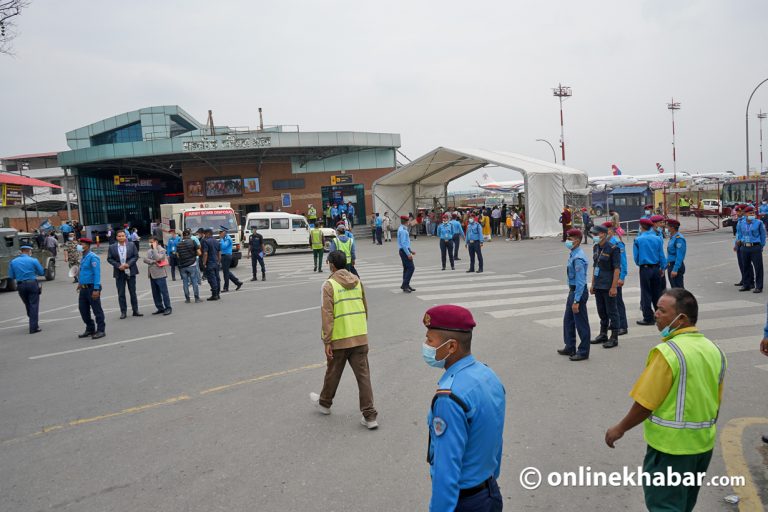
[184,298,191,303]
[309,392,331,415]
[194,297,202,303]
[361,416,379,430]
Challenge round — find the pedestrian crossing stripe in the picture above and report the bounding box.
[417,284,565,301]
[451,288,642,309]
[390,278,558,294]
[365,274,515,289]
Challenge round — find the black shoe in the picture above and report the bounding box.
[403,288,412,293]
[739,287,753,292]
[78,331,94,338]
[132,312,143,317]
[91,332,105,340]
[762,434,768,444]
[636,320,655,326]
[603,339,618,349]
[754,288,763,293]
[185,298,191,303]
[262,275,266,281]
[466,269,474,273]
[569,353,589,361]
[451,267,455,270]
[617,328,628,336]
[557,348,575,356]
[590,334,608,344]
[734,282,744,286]
[251,277,258,281]
[454,257,461,260]
[152,310,164,315]
[236,283,242,291]
[222,289,229,293]
[442,267,446,271]
[163,308,172,316]
[119,312,127,319]
[408,287,416,291]
[476,270,483,273]
[30,328,42,334]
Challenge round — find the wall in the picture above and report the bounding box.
[2,209,80,231]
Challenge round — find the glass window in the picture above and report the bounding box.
[292,219,307,229]
[91,122,142,146]
[169,115,196,138]
[271,218,289,229]
[272,179,305,190]
[249,218,269,230]
[49,179,62,195]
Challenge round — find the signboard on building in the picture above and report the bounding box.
[205,176,243,198]
[243,177,260,193]
[181,134,272,152]
[281,193,292,208]
[114,175,139,186]
[1,184,23,206]
[114,177,165,191]
[331,174,353,185]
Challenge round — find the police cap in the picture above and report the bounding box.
[745,205,756,213]
[590,225,608,234]
[20,244,33,250]
[666,218,681,228]
[650,215,665,223]
[423,305,476,333]
[79,237,93,244]
[639,218,654,228]
[219,225,229,232]
[566,228,582,238]
[400,215,409,221]
[601,221,614,229]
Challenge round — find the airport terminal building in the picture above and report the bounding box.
[57,106,400,233]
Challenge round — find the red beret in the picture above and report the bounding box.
[601,221,613,229]
[639,218,654,228]
[650,215,665,223]
[745,206,755,213]
[78,237,93,244]
[644,205,653,209]
[400,215,409,221]
[423,305,476,332]
[581,207,587,212]
[666,218,680,228]
[566,228,582,238]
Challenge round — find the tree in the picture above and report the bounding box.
[1,0,30,55]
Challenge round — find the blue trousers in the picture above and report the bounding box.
[206,266,220,296]
[563,289,591,356]
[452,234,461,259]
[221,254,242,290]
[17,280,41,333]
[251,254,265,277]
[667,262,686,289]
[375,226,383,244]
[439,239,454,269]
[179,264,200,300]
[150,277,172,311]
[78,286,105,333]
[594,288,619,333]
[455,478,503,512]
[399,249,414,289]
[468,240,483,271]
[741,245,763,289]
[639,265,664,323]
[615,286,628,330]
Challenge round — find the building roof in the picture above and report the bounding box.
[609,186,650,195]
[0,173,62,188]
[1,152,59,161]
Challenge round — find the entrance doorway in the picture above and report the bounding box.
[321,184,366,226]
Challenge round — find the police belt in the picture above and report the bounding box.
[742,242,758,247]
[17,279,37,283]
[569,285,576,291]
[459,477,493,499]
[639,264,659,268]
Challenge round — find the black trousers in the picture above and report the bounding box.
[468,241,483,271]
[639,265,664,322]
[594,288,619,332]
[667,262,685,289]
[615,286,628,330]
[439,239,455,269]
[375,227,383,244]
[17,280,41,333]
[741,245,764,289]
[736,245,744,284]
[206,266,220,296]
[115,273,139,314]
[452,234,461,259]
[251,254,265,277]
[78,286,105,333]
[221,254,242,290]
[399,249,414,289]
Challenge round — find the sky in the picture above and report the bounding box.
[2,0,768,191]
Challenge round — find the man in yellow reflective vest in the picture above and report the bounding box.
[307,203,317,225]
[310,250,378,429]
[329,225,359,277]
[309,219,325,273]
[605,288,726,511]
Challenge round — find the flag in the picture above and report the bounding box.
[611,164,621,176]
[656,163,665,173]
[39,220,52,231]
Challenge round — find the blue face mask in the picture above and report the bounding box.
[564,240,575,250]
[76,244,84,252]
[664,228,670,236]
[660,313,683,338]
[422,340,451,368]
[747,215,756,221]
[645,210,651,215]
[592,235,601,244]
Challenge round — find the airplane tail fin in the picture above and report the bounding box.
[611,164,621,176]
[656,163,665,173]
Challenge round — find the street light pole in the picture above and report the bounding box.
[535,139,557,164]
[552,84,572,165]
[667,98,681,182]
[758,111,766,175]
[746,78,768,177]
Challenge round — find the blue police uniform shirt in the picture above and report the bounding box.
[78,251,102,290]
[437,222,453,241]
[202,237,220,266]
[609,235,628,281]
[567,246,588,298]
[60,224,73,234]
[339,204,347,214]
[739,219,766,246]
[735,217,747,245]
[331,206,338,217]
[219,234,233,255]
[759,203,768,215]
[427,355,505,511]
[449,219,465,238]
[8,253,45,281]
[667,233,687,272]
[466,222,483,242]
[633,230,667,267]
[375,216,383,227]
[592,240,621,289]
[166,235,180,254]
[397,224,412,253]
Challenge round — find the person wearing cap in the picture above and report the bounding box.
[666,219,687,289]
[735,205,766,292]
[374,212,383,245]
[450,212,465,261]
[329,224,359,277]
[589,225,621,348]
[218,227,243,293]
[580,208,593,244]
[465,215,484,273]
[634,218,667,326]
[650,214,666,239]
[8,244,45,334]
[560,205,573,242]
[201,228,221,300]
[398,215,416,292]
[76,238,106,339]
[436,213,455,271]
[604,222,629,336]
[107,229,143,319]
[310,250,378,429]
[642,204,654,219]
[422,304,506,511]
[193,228,206,284]
[559,228,591,360]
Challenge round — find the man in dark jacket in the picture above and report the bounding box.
[176,229,201,303]
[107,229,143,319]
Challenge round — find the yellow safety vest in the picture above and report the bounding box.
[308,207,317,218]
[327,279,367,341]
[643,331,726,455]
[310,229,324,250]
[335,238,353,264]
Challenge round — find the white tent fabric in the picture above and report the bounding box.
[372,147,589,238]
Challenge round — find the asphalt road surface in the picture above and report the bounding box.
[1,229,766,511]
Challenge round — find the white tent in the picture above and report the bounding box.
[372,147,589,238]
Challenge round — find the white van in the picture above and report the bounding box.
[242,212,336,256]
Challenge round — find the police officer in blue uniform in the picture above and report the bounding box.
[465,215,484,273]
[642,204,653,219]
[650,214,666,239]
[436,213,455,271]
[77,238,106,339]
[633,218,666,326]
[450,213,465,261]
[559,229,591,361]
[665,218,687,288]
[589,225,621,349]
[8,244,45,334]
[218,226,243,292]
[736,205,766,293]
[604,222,628,336]
[422,305,505,511]
[733,205,747,286]
[398,216,416,292]
[201,228,221,300]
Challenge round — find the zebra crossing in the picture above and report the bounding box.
[255,253,768,371]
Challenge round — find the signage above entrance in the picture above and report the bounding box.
[331,174,353,185]
[113,175,138,186]
[181,134,272,152]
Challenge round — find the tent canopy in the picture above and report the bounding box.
[372,147,588,237]
[0,173,62,189]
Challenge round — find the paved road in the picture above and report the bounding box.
[0,230,766,511]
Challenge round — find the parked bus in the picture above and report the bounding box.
[721,178,768,207]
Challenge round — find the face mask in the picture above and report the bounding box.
[422,340,451,368]
[660,313,683,338]
[748,215,756,221]
[76,244,84,252]
[468,219,475,224]
[592,235,601,243]
[645,210,651,215]
[564,240,575,250]
[664,228,670,236]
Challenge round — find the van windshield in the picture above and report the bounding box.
[184,210,238,232]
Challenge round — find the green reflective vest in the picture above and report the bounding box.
[328,279,367,341]
[335,238,353,264]
[310,228,324,250]
[308,206,317,219]
[643,331,726,455]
